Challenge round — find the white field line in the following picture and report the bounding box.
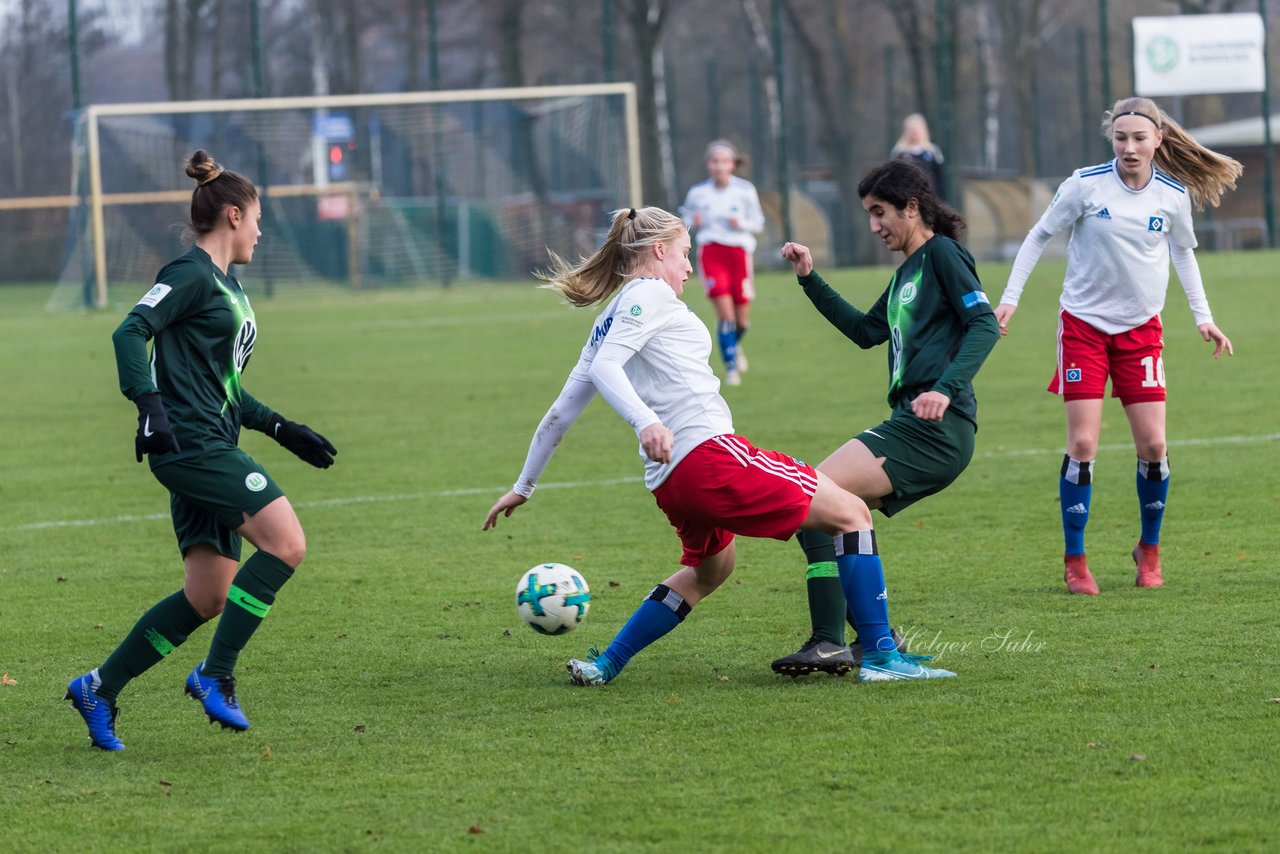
[978,432,1280,458]
[358,309,576,330]
[13,476,644,531]
[13,433,1278,532]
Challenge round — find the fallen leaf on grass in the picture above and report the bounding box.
[354,725,366,733]
[261,746,272,760]
[1,673,16,686]
[159,780,172,790]
[468,824,484,835]
[1087,742,1106,748]
[608,581,620,587]
[1128,754,1146,762]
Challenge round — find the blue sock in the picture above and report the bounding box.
[833,530,894,656]
[1136,456,1170,545]
[1060,455,1093,556]
[716,318,737,370]
[598,584,690,678]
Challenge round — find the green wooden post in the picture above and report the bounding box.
[1077,28,1093,164]
[602,0,615,82]
[427,0,452,285]
[1260,0,1275,247]
[772,0,792,241]
[1099,0,1112,160]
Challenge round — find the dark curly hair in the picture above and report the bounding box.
[856,159,965,240]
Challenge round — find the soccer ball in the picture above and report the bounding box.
[516,563,590,635]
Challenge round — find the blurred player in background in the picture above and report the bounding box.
[891,113,946,202]
[681,140,764,387]
[65,150,337,751]
[484,206,954,685]
[771,159,999,678]
[995,96,1238,595]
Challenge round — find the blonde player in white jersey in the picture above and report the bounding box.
[995,96,1240,596]
[681,140,764,386]
[483,207,954,684]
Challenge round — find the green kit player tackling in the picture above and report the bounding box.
[65,150,337,751]
[772,159,999,676]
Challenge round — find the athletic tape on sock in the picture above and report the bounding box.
[832,530,878,557]
[1138,456,1169,481]
[646,584,692,620]
[1061,455,1093,485]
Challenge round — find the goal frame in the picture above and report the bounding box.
[82,82,642,307]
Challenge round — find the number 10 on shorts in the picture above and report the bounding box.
[1140,355,1166,388]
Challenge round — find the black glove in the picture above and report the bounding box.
[267,414,337,469]
[134,392,181,462]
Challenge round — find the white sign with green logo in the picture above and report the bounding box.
[1133,13,1264,96]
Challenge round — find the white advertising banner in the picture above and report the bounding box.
[1133,14,1265,96]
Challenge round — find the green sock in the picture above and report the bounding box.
[203,551,294,677]
[798,531,847,645]
[97,590,206,701]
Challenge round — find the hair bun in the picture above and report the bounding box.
[185,150,223,186]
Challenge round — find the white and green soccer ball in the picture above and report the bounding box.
[516,563,590,635]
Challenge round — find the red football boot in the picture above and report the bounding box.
[1064,553,1099,595]
[1133,542,1164,588]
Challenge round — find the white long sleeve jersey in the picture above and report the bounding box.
[1001,160,1211,335]
[681,177,765,253]
[513,277,734,497]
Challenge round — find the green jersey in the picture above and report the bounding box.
[113,245,274,467]
[799,235,999,426]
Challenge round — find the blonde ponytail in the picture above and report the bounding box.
[538,207,686,307]
[1103,97,1243,210]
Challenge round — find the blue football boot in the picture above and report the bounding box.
[859,648,957,682]
[65,669,124,751]
[184,662,250,731]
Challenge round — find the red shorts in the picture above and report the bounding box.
[652,435,817,566]
[1049,309,1166,404]
[698,243,753,305]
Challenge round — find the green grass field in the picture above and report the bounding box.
[2,251,1277,852]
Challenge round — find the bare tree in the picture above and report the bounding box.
[484,0,553,231]
[740,0,781,167]
[618,0,671,206]
[990,0,1070,177]
[873,0,934,116]
[780,0,877,264]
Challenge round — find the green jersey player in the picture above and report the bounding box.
[66,150,337,750]
[772,159,1000,677]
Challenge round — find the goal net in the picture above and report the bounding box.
[51,84,640,310]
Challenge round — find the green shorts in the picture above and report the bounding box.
[857,405,976,517]
[151,446,285,560]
